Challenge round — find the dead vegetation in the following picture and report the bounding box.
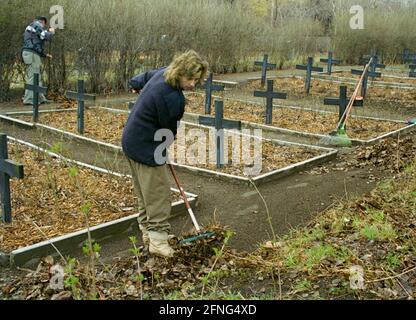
[0,143,181,252]
[1,135,415,300]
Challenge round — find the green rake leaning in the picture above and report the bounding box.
[320,57,374,147]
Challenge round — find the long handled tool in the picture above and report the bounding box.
[320,57,374,147]
[168,163,215,244]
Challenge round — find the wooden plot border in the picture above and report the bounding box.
[0,109,338,186]
[182,94,416,147]
[0,136,198,268]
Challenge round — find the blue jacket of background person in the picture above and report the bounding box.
[22,20,54,57]
[122,68,185,166]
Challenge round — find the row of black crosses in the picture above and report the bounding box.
[296,54,344,94]
[24,74,95,134]
[196,58,367,166]
[297,54,386,99]
[198,77,362,169]
[254,52,341,95]
[252,78,362,126]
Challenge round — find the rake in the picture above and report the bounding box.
[320,57,374,147]
[168,163,215,244]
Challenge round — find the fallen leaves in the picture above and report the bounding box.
[246,76,416,105]
[356,137,416,172]
[1,225,233,300]
[185,94,405,140]
[14,109,324,177]
[0,143,181,252]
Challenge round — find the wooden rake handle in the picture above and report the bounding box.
[337,57,374,130]
[168,163,201,232]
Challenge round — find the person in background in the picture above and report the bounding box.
[122,50,208,257]
[22,16,55,105]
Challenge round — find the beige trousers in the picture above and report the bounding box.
[22,50,47,104]
[127,157,172,233]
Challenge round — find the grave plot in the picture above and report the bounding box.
[0,137,197,267]
[239,76,416,108]
[183,94,415,145]
[315,71,416,86]
[3,108,127,146]
[0,108,337,185]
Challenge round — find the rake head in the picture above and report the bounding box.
[179,231,216,244]
[319,127,352,147]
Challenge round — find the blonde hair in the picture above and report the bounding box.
[164,50,208,89]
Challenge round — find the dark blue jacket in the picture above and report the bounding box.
[122,68,185,166]
[22,20,53,57]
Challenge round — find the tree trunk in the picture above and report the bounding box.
[271,0,278,27]
[0,64,12,102]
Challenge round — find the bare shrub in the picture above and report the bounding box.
[1,0,414,97]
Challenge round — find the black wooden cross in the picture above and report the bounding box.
[25,73,47,123]
[254,54,276,87]
[65,80,96,134]
[324,86,364,123]
[360,55,385,68]
[296,57,324,94]
[320,51,341,75]
[409,65,416,78]
[368,56,385,80]
[254,79,287,125]
[0,134,24,224]
[199,100,241,168]
[201,72,225,114]
[351,67,381,98]
[403,49,416,64]
[360,55,385,80]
